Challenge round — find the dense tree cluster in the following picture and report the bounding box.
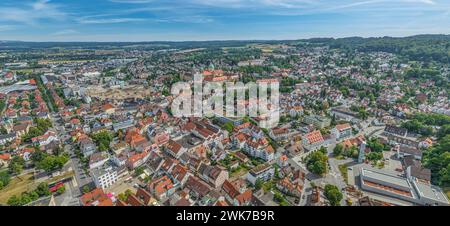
[32,151,69,173]
[7,182,51,206]
[333,144,358,159]
[91,131,114,152]
[8,156,25,175]
[305,147,328,176]
[402,113,450,137]
[0,171,11,190]
[324,184,343,206]
[423,135,450,187]
[309,35,450,64]
[21,118,53,143]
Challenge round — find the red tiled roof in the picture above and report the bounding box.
[0,153,11,160]
[222,180,240,199]
[304,130,324,145]
[167,140,182,155]
[235,189,252,206]
[215,200,229,206]
[335,123,351,131]
[80,188,113,206]
[127,194,144,206]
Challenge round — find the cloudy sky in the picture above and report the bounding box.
[0,0,449,41]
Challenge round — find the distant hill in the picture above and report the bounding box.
[1,34,449,63]
[0,40,279,51]
[302,35,450,64]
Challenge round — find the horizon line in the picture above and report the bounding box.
[1,33,448,44]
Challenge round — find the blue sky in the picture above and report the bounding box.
[0,0,449,41]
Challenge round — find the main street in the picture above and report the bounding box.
[51,113,93,197]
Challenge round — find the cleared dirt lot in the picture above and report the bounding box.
[86,85,151,101]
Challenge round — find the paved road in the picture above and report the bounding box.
[54,181,81,206]
[51,113,93,196]
[66,144,93,193]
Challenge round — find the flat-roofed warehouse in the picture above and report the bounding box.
[359,167,449,206]
[360,167,418,204]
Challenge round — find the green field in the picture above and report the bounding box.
[338,164,349,185]
[0,171,74,205]
[0,173,38,204]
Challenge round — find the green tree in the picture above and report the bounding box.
[311,161,327,175]
[35,118,52,132]
[134,166,145,177]
[318,146,327,155]
[367,138,385,153]
[331,114,337,127]
[8,156,25,175]
[437,125,450,140]
[367,152,383,161]
[0,126,7,135]
[21,127,44,143]
[423,135,450,186]
[274,165,280,179]
[91,131,113,152]
[0,171,11,190]
[7,195,22,206]
[305,151,328,176]
[35,182,51,197]
[324,184,343,206]
[36,154,69,172]
[221,122,234,133]
[358,109,369,120]
[254,179,263,190]
[333,144,344,156]
[82,185,91,194]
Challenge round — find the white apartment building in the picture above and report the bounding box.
[92,163,118,189]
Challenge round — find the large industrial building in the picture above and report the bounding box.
[360,167,449,206]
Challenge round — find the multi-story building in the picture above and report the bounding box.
[303,115,331,129]
[331,123,352,141]
[92,162,119,189]
[198,163,229,188]
[360,167,449,206]
[302,130,325,151]
[246,163,274,185]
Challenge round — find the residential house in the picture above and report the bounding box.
[126,149,151,170]
[222,180,253,206]
[0,132,16,145]
[198,163,229,188]
[32,131,58,146]
[165,139,187,159]
[80,137,97,157]
[147,175,176,201]
[89,152,110,169]
[332,123,352,141]
[246,163,274,185]
[80,188,113,206]
[269,127,290,142]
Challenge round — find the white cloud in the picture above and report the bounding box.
[161,15,214,23]
[331,0,436,10]
[0,0,66,25]
[52,29,79,36]
[0,25,16,32]
[109,0,154,3]
[77,17,147,24]
[190,0,316,8]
